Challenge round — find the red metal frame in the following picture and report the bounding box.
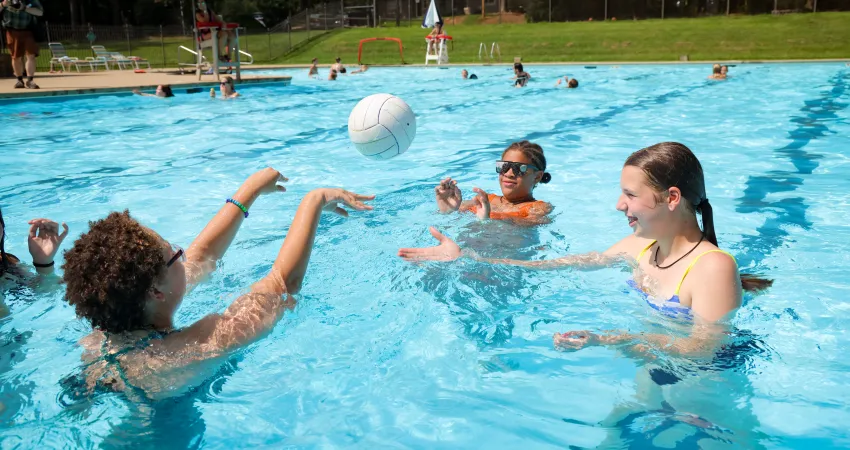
[357,37,405,65]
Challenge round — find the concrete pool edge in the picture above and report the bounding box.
[0,75,292,101]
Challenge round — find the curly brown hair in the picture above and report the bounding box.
[62,210,165,333]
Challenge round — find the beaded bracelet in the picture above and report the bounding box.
[226,198,249,218]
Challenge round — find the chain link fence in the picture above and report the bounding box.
[2,3,349,72]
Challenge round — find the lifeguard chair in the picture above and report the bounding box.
[425,35,452,65]
[193,22,246,81]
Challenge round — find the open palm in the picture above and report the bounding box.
[398,227,461,262]
[27,219,69,265]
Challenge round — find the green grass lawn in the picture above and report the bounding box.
[274,12,850,66]
[35,12,850,71]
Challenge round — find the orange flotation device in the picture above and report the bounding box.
[461,194,548,220]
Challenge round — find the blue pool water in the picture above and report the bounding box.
[1,63,849,449]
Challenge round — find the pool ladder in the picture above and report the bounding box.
[478,42,501,64]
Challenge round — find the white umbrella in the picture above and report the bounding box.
[421,0,443,28]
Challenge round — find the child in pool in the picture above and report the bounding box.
[435,141,553,225]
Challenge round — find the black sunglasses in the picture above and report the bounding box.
[496,160,540,176]
[166,244,185,268]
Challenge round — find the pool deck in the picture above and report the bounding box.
[0,69,294,100]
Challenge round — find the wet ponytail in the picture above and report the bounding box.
[626,142,773,293]
[697,199,717,246]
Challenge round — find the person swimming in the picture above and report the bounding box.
[61,168,374,400]
[210,76,239,98]
[556,77,579,88]
[308,58,319,78]
[709,64,726,80]
[461,69,478,80]
[400,142,772,355]
[434,141,553,225]
[132,85,174,98]
[513,63,531,87]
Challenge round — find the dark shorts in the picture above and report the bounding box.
[5,28,39,58]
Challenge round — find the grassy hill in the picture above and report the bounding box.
[272,12,850,65]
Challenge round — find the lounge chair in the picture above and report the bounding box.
[91,45,135,70]
[91,45,151,70]
[48,42,109,72]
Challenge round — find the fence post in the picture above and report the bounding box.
[288,19,292,51]
[324,2,328,30]
[548,0,551,22]
[267,29,271,61]
[661,0,665,19]
[125,24,131,55]
[604,0,608,20]
[813,0,817,12]
[726,0,730,15]
[307,5,311,40]
[160,25,166,68]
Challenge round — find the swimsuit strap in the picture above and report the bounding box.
[635,240,657,262]
[674,249,737,295]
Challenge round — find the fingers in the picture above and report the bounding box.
[28,222,38,238]
[276,184,287,192]
[59,222,69,240]
[277,173,289,183]
[428,226,447,243]
[397,248,431,261]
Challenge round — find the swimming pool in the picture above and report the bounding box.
[1,63,849,449]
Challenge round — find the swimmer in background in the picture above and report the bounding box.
[708,64,726,80]
[210,76,239,99]
[513,62,531,87]
[720,65,729,77]
[308,58,319,78]
[132,85,174,98]
[433,141,553,225]
[351,65,368,74]
[461,69,478,80]
[556,77,579,88]
[328,69,338,81]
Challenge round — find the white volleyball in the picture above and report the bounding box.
[348,93,416,160]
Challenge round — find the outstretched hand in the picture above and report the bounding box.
[27,219,69,265]
[553,330,601,351]
[398,227,461,262]
[435,177,462,213]
[320,188,375,218]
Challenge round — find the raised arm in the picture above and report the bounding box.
[184,168,287,285]
[182,188,373,356]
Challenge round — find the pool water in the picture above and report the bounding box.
[1,63,849,449]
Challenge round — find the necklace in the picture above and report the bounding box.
[654,235,704,269]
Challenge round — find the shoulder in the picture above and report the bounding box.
[688,248,738,278]
[604,233,653,259]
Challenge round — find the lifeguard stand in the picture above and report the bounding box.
[193,22,247,81]
[425,35,452,65]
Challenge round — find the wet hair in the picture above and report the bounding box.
[335,57,341,63]
[568,78,578,88]
[469,74,478,79]
[502,141,551,184]
[514,62,524,72]
[330,70,337,80]
[161,85,174,97]
[62,210,166,333]
[712,64,722,74]
[624,142,773,292]
[340,67,346,74]
[222,76,236,91]
[312,58,318,63]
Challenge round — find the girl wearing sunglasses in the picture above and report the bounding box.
[61,168,373,399]
[435,140,553,225]
[211,76,239,99]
